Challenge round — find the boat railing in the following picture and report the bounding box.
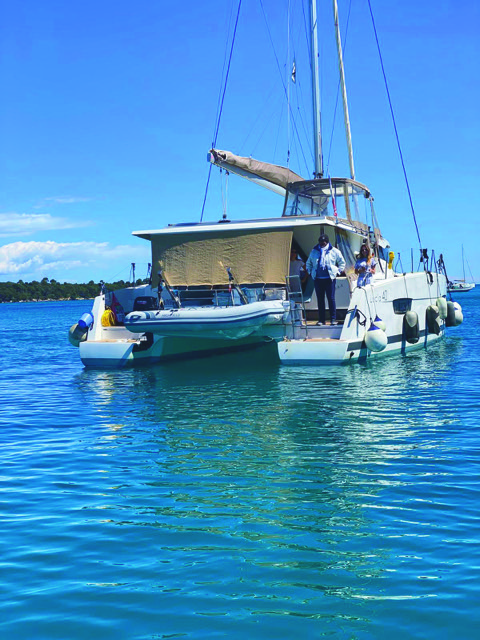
[161,284,287,308]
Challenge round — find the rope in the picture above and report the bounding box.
[212,1,236,142]
[212,0,242,149]
[259,0,309,171]
[465,256,475,282]
[221,169,230,219]
[366,0,423,250]
[438,254,453,301]
[325,0,353,175]
[361,287,374,324]
[200,0,243,222]
[287,0,291,167]
[431,249,440,299]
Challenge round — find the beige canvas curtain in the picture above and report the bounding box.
[151,229,293,287]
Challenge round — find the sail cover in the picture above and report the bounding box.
[209,149,304,195]
[151,228,293,288]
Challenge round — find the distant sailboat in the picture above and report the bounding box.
[447,245,475,293]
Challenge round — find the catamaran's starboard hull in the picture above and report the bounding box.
[278,328,444,365]
[278,271,447,365]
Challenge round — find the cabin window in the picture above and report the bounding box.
[392,298,412,314]
[283,178,369,220]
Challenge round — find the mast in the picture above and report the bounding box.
[332,0,355,180]
[309,0,323,178]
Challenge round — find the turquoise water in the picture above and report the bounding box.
[1,295,479,639]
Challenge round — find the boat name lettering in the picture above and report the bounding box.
[369,290,388,303]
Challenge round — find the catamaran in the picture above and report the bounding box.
[69,0,463,368]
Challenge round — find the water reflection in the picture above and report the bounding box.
[70,337,464,621]
[2,301,477,638]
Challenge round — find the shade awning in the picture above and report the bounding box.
[151,228,293,287]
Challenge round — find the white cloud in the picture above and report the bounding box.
[0,212,92,237]
[0,240,150,280]
[43,196,92,205]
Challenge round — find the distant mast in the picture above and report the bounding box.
[310,0,323,178]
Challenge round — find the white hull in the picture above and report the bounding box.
[278,272,447,365]
[79,330,271,368]
[77,294,284,368]
[447,282,475,293]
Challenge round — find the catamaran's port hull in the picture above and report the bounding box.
[79,333,274,368]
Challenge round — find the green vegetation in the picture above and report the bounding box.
[0,278,149,303]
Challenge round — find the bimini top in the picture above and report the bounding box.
[283,177,371,220]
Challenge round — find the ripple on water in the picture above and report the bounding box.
[0,298,479,639]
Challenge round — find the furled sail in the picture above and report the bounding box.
[208,149,305,196]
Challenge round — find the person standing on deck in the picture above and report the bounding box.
[306,234,346,326]
[355,243,376,287]
[289,248,307,287]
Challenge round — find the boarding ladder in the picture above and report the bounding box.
[285,275,309,338]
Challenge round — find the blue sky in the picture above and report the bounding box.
[0,0,478,284]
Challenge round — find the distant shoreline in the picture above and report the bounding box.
[1,298,93,304]
[0,278,148,304]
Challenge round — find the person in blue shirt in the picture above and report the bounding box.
[306,234,346,325]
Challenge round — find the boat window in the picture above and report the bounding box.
[392,298,412,314]
[283,179,369,218]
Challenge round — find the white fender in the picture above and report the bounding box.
[446,301,456,327]
[426,304,441,335]
[453,301,463,326]
[436,297,448,320]
[372,314,386,331]
[365,324,388,352]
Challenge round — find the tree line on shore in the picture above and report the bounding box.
[0,278,149,303]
